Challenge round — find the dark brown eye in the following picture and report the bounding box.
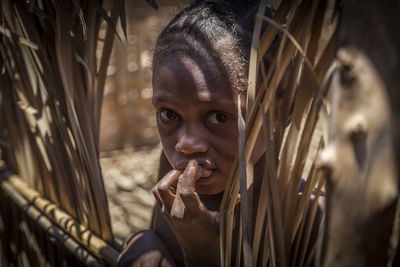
[158,108,181,122]
[206,111,230,126]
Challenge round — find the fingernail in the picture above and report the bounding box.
[188,160,197,168]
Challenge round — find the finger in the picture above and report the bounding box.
[152,185,163,207]
[142,251,162,267]
[161,257,174,267]
[132,250,162,267]
[155,170,180,212]
[236,194,241,205]
[176,159,197,194]
[194,165,213,181]
[170,160,196,219]
[176,160,203,210]
[170,192,185,219]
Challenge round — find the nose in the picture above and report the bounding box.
[175,127,208,155]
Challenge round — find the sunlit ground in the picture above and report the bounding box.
[101,145,161,245]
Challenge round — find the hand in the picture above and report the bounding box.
[117,230,175,267]
[132,251,173,267]
[152,160,220,266]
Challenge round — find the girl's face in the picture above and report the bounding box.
[153,57,245,195]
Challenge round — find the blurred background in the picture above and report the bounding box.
[100,1,184,151]
[99,1,184,245]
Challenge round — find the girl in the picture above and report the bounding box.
[118,1,276,266]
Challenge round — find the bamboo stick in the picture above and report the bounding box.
[0,174,106,267]
[0,170,119,266]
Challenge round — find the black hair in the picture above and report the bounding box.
[152,0,275,94]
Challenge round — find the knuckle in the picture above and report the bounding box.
[157,183,169,193]
[151,186,158,195]
[171,170,181,176]
[179,189,195,200]
[177,175,184,184]
[171,213,185,221]
[181,171,191,179]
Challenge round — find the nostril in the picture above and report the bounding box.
[175,142,208,154]
[175,134,208,154]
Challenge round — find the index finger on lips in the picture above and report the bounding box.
[176,160,203,208]
[176,160,197,194]
[153,170,180,212]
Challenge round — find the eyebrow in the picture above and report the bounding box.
[152,95,237,109]
[152,95,178,105]
[152,96,183,109]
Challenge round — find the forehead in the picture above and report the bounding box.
[152,57,237,106]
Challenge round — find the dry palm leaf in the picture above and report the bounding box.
[0,0,130,258]
[220,0,339,265]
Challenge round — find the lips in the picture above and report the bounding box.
[174,159,216,181]
[172,158,225,194]
[175,159,216,171]
[196,169,217,186]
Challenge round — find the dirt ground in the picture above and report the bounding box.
[100,145,162,246]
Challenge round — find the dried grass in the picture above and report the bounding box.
[0,0,127,254]
[220,0,339,265]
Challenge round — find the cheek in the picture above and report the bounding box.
[160,134,175,151]
[220,138,237,157]
[157,122,177,155]
[215,125,238,154]
[212,127,238,165]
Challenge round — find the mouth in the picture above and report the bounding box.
[196,167,212,178]
[195,167,216,185]
[175,160,216,184]
[175,160,216,171]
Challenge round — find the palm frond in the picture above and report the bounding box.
[220,0,339,265]
[0,0,129,256]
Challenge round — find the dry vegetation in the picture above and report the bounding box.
[0,0,399,266]
[218,0,400,266]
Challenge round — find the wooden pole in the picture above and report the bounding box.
[0,167,119,266]
[1,177,105,266]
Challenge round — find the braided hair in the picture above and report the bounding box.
[152,0,274,94]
